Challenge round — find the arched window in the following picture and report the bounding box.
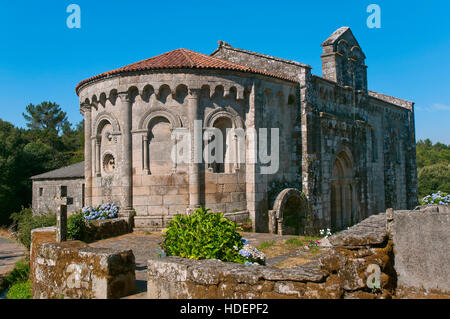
[210,117,233,173]
[147,117,173,174]
[95,119,115,176]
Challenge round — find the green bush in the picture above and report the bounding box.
[6,280,32,299]
[418,164,450,198]
[1,259,30,297]
[5,259,29,284]
[10,207,56,249]
[67,211,87,241]
[162,207,247,263]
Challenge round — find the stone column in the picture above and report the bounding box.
[118,92,135,223]
[95,137,101,177]
[81,104,92,206]
[143,135,149,175]
[187,88,202,209]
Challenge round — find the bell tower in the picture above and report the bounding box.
[321,27,368,92]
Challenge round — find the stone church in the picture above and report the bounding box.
[32,27,418,234]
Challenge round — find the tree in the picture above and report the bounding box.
[22,101,69,135]
[0,120,28,225]
[61,120,84,164]
[416,139,450,197]
[418,164,450,197]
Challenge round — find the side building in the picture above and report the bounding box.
[31,161,85,215]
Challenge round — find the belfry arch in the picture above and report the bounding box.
[330,147,356,231]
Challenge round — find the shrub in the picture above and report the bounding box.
[6,280,32,299]
[162,207,248,263]
[5,259,29,284]
[67,211,87,241]
[10,207,56,249]
[1,259,30,297]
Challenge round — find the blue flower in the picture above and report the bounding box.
[239,249,251,258]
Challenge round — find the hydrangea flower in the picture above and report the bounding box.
[239,249,251,258]
[420,191,449,206]
[82,202,119,221]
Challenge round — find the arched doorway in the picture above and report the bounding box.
[330,149,355,231]
[270,188,309,235]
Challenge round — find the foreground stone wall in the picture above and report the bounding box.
[147,240,394,300]
[146,207,450,299]
[147,213,394,299]
[31,229,136,299]
[85,217,131,241]
[392,205,450,293]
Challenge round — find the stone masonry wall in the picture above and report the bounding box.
[32,178,84,215]
[30,228,136,299]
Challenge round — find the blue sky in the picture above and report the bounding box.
[0,0,449,143]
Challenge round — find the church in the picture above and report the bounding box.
[32,27,418,234]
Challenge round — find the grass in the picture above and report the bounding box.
[0,258,31,299]
[6,280,32,299]
[257,240,275,251]
[285,236,321,247]
[256,236,322,259]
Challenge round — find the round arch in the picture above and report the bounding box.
[94,111,121,135]
[330,144,356,231]
[138,107,182,130]
[270,188,309,235]
[204,108,243,129]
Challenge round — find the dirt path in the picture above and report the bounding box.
[0,237,26,278]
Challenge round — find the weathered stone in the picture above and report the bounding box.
[85,217,131,241]
[344,291,376,299]
[328,213,387,247]
[147,257,328,299]
[392,207,450,293]
[31,237,136,299]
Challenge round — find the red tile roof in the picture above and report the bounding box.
[75,48,296,94]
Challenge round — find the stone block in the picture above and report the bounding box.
[392,207,450,293]
[163,194,189,206]
[31,241,136,299]
[218,174,238,184]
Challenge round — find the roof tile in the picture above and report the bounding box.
[76,49,296,93]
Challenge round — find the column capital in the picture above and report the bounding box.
[118,91,132,103]
[188,88,202,98]
[80,103,92,114]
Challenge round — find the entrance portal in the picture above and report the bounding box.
[330,150,356,231]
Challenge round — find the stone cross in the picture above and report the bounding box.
[55,196,69,242]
